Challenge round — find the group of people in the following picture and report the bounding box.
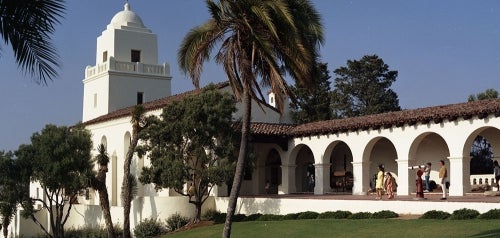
[375,160,449,200]
[375,165,397,200]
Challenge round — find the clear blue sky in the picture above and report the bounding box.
[1,0,499,151]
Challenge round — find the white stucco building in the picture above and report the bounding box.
[13,3,500,237]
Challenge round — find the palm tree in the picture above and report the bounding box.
[178,1,323,237]
[90,144,115,238]
[0,0,65,84]
[122,105,145,238]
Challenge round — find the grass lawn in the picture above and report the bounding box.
[164,219,500,238]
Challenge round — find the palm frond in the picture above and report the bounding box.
[0,0,65,84]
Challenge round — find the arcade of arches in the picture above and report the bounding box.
[247,113,500,197]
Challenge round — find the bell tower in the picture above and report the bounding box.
[82,3,171,122]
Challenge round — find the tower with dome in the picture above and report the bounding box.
[82,2,171,122]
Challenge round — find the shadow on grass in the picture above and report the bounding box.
[469,228,500,238]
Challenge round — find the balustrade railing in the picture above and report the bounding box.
[470,174,495,185]
[85,57,169,78]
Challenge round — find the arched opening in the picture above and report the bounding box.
[329,141,353,192]
[466,126,500,192]
[365,137,397,192]
[295,146,314,193]
[409,133,449,193]
[265,149,281,194]
[265,149,282,194]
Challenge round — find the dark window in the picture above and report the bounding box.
[131,50,141,62]
[103,51,108,62]
[137,92,144,104]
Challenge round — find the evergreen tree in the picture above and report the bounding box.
[468,88,499,102]
[16,124,93,238]
[467,89,498,174]
[0,150,28,238]
[139,85,237,222]
[331,55,401,118]
[290,62,332,124]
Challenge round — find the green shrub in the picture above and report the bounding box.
[420,210,451,220]
[213,212,227,224]
[244,213,263,221]
[348,212,372,219]
[166,213,190,231]
[257,214,283,221]
[282,213,299,220]
[317,211,352,219]
[233,214,247,222]
[297,211,319,219]
[65,225,123,238]
[133,218,167,238]
[371,210,398,219]
[450,208,480,220]
[202,208,220,221]
[478,209,500,219]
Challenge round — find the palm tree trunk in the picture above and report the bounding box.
[95,167,115,238]
[222,89,251,238]
[3,218,10,238]
[123,130,139,238]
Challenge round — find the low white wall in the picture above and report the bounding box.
[14,196,216,237]
[470,174,496,185]
[214,197,500,216]
[67,196,216,230]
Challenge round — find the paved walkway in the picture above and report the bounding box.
[248,192,500,203]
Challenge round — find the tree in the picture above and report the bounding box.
[470,136,493,174]
[122,105,145,238]
[290,62,332,124]
[15,124,93,238]
[0,150,30,238]
[468,88,499,102]
[178,1,323,237]
[331,55,401,118]
[139,85,237,222]
[467,89,498,174]
[89,144,115,238]
[0,0,65,84]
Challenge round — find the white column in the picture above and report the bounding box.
[397,159,410,196]
[448,156,470,196]
[352,161,371,195]
[314,163,331,195]
[279,164,296,194]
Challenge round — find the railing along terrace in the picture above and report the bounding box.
[85,57,169,78]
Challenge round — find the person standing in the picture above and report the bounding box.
[375,164,385,200]
[439,160,447,200]
[423,162,432,192]
[493,161,500,191]
[384,172,396,199]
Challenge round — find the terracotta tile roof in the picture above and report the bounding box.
[249,122,295,136]
[84,81,281,126]
[290,98,500,137]
[84,82,500,139]
[84,81,230,125]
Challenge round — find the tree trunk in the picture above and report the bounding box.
[222,89,251,238]
[94,166,115,238]
[98,186,115,238]
[123,125,139,238]
[3,218,9,238]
